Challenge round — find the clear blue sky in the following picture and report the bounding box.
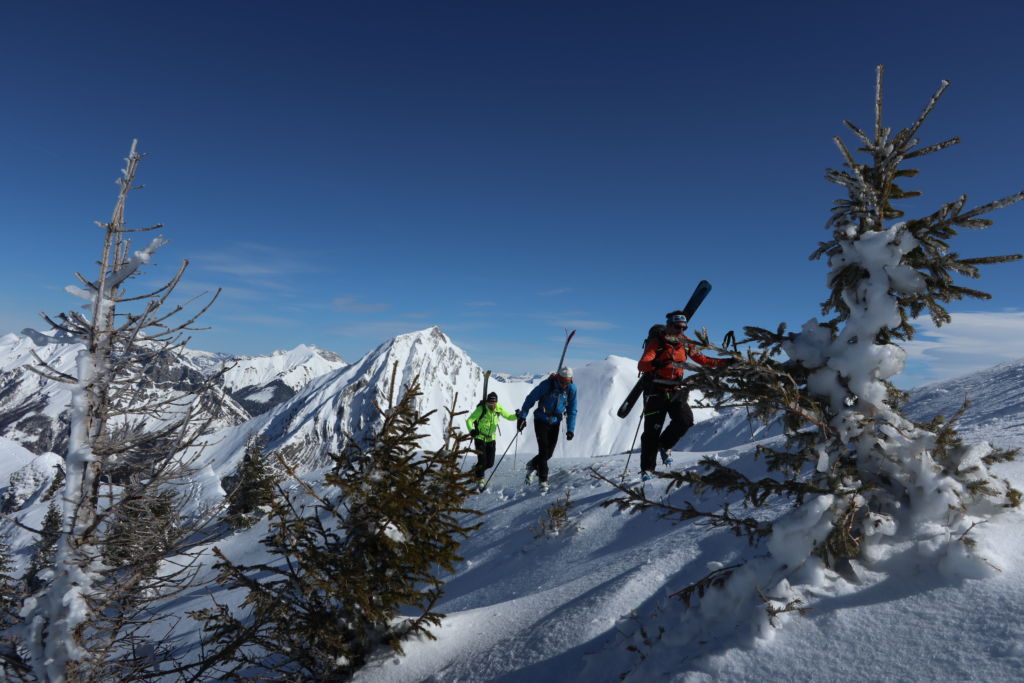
[2,0,1022,387]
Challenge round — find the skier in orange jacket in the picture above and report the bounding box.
[636,310,731,479]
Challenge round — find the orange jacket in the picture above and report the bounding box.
[638,334,728,383]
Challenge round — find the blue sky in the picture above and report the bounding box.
[2,1,1022,388]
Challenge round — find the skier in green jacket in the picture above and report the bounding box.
[466,391,518,486]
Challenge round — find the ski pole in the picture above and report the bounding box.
[483,430,520,490]
[512,429,519,471]
[620,394,646,480]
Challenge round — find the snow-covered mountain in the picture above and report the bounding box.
[215,344,347,415]
[0,330,80,454]
[0,329,251,455]
[0,323,740,477]
[206,328,563,472]
[3,323,1022,681]
[198,328,730,476]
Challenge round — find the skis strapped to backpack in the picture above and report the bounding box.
[557,329,576,374]
[616,280,711,419]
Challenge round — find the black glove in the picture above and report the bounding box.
[516,417,527,432]
[470,428,480,438]
[566,431,574,440]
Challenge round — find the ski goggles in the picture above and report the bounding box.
[666,314,688,326]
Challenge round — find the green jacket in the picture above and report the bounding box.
[466,403,517,442]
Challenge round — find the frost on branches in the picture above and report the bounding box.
[599,66,1023,674]
[12,141,223,683]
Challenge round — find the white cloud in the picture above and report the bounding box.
[899,310,1024,387]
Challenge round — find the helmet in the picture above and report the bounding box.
[486,392,498,403]
[557,366,573,381]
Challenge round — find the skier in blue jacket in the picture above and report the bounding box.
[517,366,578,492]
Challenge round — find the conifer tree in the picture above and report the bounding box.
[600,66,1022,656]
[0,531,25,679]
[223,435,280,530]
[193,377,481,681]
[0,531,21,625]
[25,500,62,594]
[102,483,181,579]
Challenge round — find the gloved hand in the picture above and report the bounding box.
[470,428,480,438]
[566,431,574,440]
[516,417,527,432]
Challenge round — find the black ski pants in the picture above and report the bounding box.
[526,419,560,482]
[473,439,496,479]
[639,390,693,473]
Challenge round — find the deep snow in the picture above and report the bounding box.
[2,334,1022,681]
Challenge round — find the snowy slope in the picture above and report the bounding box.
[347,358,1024,682]
[2,325,1021,681]
[152,354,1021,682]
[903,357,1024,451]
[219,344,346,394]
[213,344,347,415]
[0,330,81,453]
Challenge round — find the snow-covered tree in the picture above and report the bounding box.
[602,66,1022,664]
[18,141,224,682]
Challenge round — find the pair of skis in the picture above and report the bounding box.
[616,280,711,419]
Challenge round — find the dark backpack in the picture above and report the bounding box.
[645,324,665,348]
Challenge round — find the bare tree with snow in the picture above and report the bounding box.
[13,141,224,682]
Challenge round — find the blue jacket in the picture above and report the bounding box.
[519,376,577,432]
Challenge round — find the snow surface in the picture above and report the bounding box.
[167,352,1024,681]
[0,436,38,485]
[218,343,347,394]
[344,447,1024,682]
[2,328,1023,681]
